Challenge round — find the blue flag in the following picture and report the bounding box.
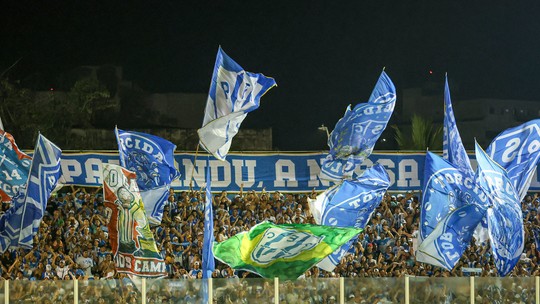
[201,166,215,304]
[418,203,486,270]
[533,227,540,252]
[486,119,540,200]
[198,47,276,161]
[0,134,62,251]
[320,71,396,181]
[311,164,390,271]
[418,152,488,268]
[442,76,473,176]
[0,130,32,202]
[476,141,523,276]
[419,152,488,243]
[116,128,180,225]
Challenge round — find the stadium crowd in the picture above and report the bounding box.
[1,185,539,303]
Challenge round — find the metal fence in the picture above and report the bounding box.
[2,276,539,303]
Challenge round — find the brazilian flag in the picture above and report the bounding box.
[213,222,362,280]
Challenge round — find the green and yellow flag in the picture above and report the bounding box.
[213,222,362,280]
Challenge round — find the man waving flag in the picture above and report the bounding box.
[198,47,276,160]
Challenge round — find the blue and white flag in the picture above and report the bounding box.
[0,134,61,251]
[533,227,540,252]
[198,47,276,161]
[418,203,486,270]
[442,75,473,176]
[320,71,396,181]
[201,166,214,303]
[476,141,523,276]
[116,128,180,225]
[419,152,488,244]
[312,164,390,271]
[0,130,32,202]
[486,119,540,200]
[418,152,488,267]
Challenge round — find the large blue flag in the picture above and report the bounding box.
[418,203,486,270]
[442,75,473,176]
[486,119,540,200]
[311,164,390,271]
[0,130,32,202]
[320,71,396,181]
[0,134,62,251]
[475,142,523,276]
[418,152,488,267]
[198,47,277,161]
[116,128,180,225]
[201,166,214,303]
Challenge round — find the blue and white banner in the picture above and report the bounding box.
[313,164,390,271]
[320,71,396,182]
[0,135,62,251]
[45,151,540,193]
[0,130,32,202]
[417,203,486,270]
[442,76,473,176]
[486,119,540,201]
[476,142,523,276]
[198,47,276,161]
[116,128,180,225]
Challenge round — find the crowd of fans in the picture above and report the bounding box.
[0,185,539,303]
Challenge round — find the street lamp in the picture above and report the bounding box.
[318,124,330,139]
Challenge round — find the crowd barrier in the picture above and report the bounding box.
[1,276,538,303]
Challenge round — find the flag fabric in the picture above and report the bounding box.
[201,166,215,304]
[0,134,61,251]
[320,71,396,181]
[442,75,473,176]
[533,227,540,252]
[116,128,180,225]
[0,117,3,131]
[311,164,390,271]
[417,203,486,270]
[102,163,166,278]
[486,119,540,200]
[475,142,524,276]
[417,152,489,267]
[0,130,32,202]
[213,222,362,280]
[198,47,276,161]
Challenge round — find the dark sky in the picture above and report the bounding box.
[2,1,540,150]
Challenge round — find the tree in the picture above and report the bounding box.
[392,114,443,151]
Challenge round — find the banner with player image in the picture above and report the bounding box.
[102,163,166,278]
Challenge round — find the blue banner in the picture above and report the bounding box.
[320,71,396,181]
[116,128,180,224]
[314,164,390,271]
[486,119,540,200]
[48,151,540,193]
[199,47,277,160]
[476,142,524,276]
[443,76,474,176]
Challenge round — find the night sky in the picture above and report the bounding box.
[2,1,540,150]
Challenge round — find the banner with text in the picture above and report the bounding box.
[55,152,540,193]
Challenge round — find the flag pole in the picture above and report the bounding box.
[189,142,200,191]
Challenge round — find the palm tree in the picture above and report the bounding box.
[392,114,443,150]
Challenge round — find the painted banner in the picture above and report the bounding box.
[42,151,540,193]
[102,164,166,278]
[0,130,32,201]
